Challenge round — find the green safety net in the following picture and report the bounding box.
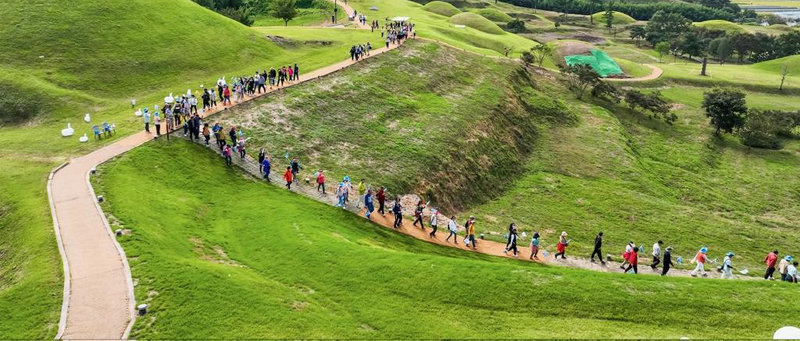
[564,49,623,77]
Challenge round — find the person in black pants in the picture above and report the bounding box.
[258,148,266,174]
[503,223,519,257]
[412,201,425,229]
[661,247,675,276]
[392,199,403,229]
[590,232,604,264]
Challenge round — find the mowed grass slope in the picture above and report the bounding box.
[0,0,390,337]
[93,139,800,338]
[214,40,576,210]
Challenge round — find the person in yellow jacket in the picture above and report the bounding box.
[464,216,477,250]
[357,179,367,209]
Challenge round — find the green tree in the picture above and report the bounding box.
[645,11,691,46]
[560,64,602,99]
[655,41,670,63]
[708,37,732,64]
[270,0,297,26]
[629,25,646,46]
[739,109,783,149]
[603,2,614,30]
[679,30,705,60]
[702,88,747,135]
[520,51,535,66]
[532,44,553,66]
[507,19,526,33]
[589,0,602,24]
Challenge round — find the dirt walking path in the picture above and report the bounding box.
[48,30,404,339]
[607,64,663,82]
[327,0,369,29]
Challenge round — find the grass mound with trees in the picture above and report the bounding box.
[693,20,746,34]
[753,54,800,74]
[472,8,514,23]
[216,40,575,211]
[422,1,461,17]
[591,11,636,25]
[449,12,506,34]
[91,137,800,339]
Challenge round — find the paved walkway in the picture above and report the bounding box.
[48,27,405,339]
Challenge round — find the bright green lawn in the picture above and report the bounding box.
[253,0,346,26]
[347,0,537,55]
[93,138,800,338]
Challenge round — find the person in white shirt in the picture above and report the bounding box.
[650,240,663,270]
[720,252,735,279]
[445,216,458,244]
[788,261,798,283]
[428,209,439,238]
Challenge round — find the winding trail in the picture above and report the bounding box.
[607,63,663,82]
[47,24,403,339]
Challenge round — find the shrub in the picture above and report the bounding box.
[739,109,782,149]
[506,19,526,32]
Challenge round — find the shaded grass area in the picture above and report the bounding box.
[93,138,800,338]
[253,0,346,26]
[214,40,576,210]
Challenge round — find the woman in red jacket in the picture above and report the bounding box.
[624,247,639,274]
[316,169,326,194]
[283,166,293,190]
[376,186,386,216]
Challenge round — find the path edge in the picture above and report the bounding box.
[84,165,137,339]
[47,161,71,340]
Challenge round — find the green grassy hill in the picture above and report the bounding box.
[694,20,746,34]
[92,138,800,338]
[472,8,514,23]
[422,1,461,16]
[753,54,800,74]
[591,11,636,25]
[214,40,575,210]
[0,0,384,338]
[450,12,506,34]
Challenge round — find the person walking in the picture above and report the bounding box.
[623,247,639,274]
[464,216,477,250]
[290,157,301,184]
[788,261,798,283]
[764,250,779,280]
[661,246,675,276]
[336,183,347,208]
[690,247,709,277]
[620,242,635,270]
[258,148,266,173]
[376,186,386,216]
[293,63,299,81]
[650,240,663,270]
[356,179,367,209]
[316,170,326,194]
[720,252,735,279]
[529,232,540,260]
[590,232,604,264]
[445,216,458,244]
[412,200,426,229]
[392,198,403,228]
[262,156,271,182]
[202,123,210,145]
[154,112,161,136]
[503,223,519,258]
[779,256,792,281]
[283,166,293,189]
[143,109,151,133]
[429,209,439,238]
[364,189,375,220]
[223,143,233,166]
[554,231,568,259]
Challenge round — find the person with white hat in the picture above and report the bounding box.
[554,231,568,259]
[690,247,709,277]
[720,252,735,279]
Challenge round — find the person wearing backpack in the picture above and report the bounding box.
[376,187,386,216]
[720,252,735,279]
[445,216,458,244]
[222,143,233,166]
[262,156,271,182]
[290,157,301,183]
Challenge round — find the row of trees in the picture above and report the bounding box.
[628,11,800,64]
[193,0,298,26]
[501,0,752,22]
[703,88,800,149]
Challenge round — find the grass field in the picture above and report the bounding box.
[422,1,461,17]
[0,0,400,337]
[347,0,538,55]
[471,8,515,23]
[591,11,637,25]
[92,138,800,339]
[694,20,748,34]
[211,40,575,211]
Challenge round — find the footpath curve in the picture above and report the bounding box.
[607,63,663,82]
[48,28,404,339]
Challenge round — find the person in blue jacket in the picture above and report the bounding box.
[261,157,271,182]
